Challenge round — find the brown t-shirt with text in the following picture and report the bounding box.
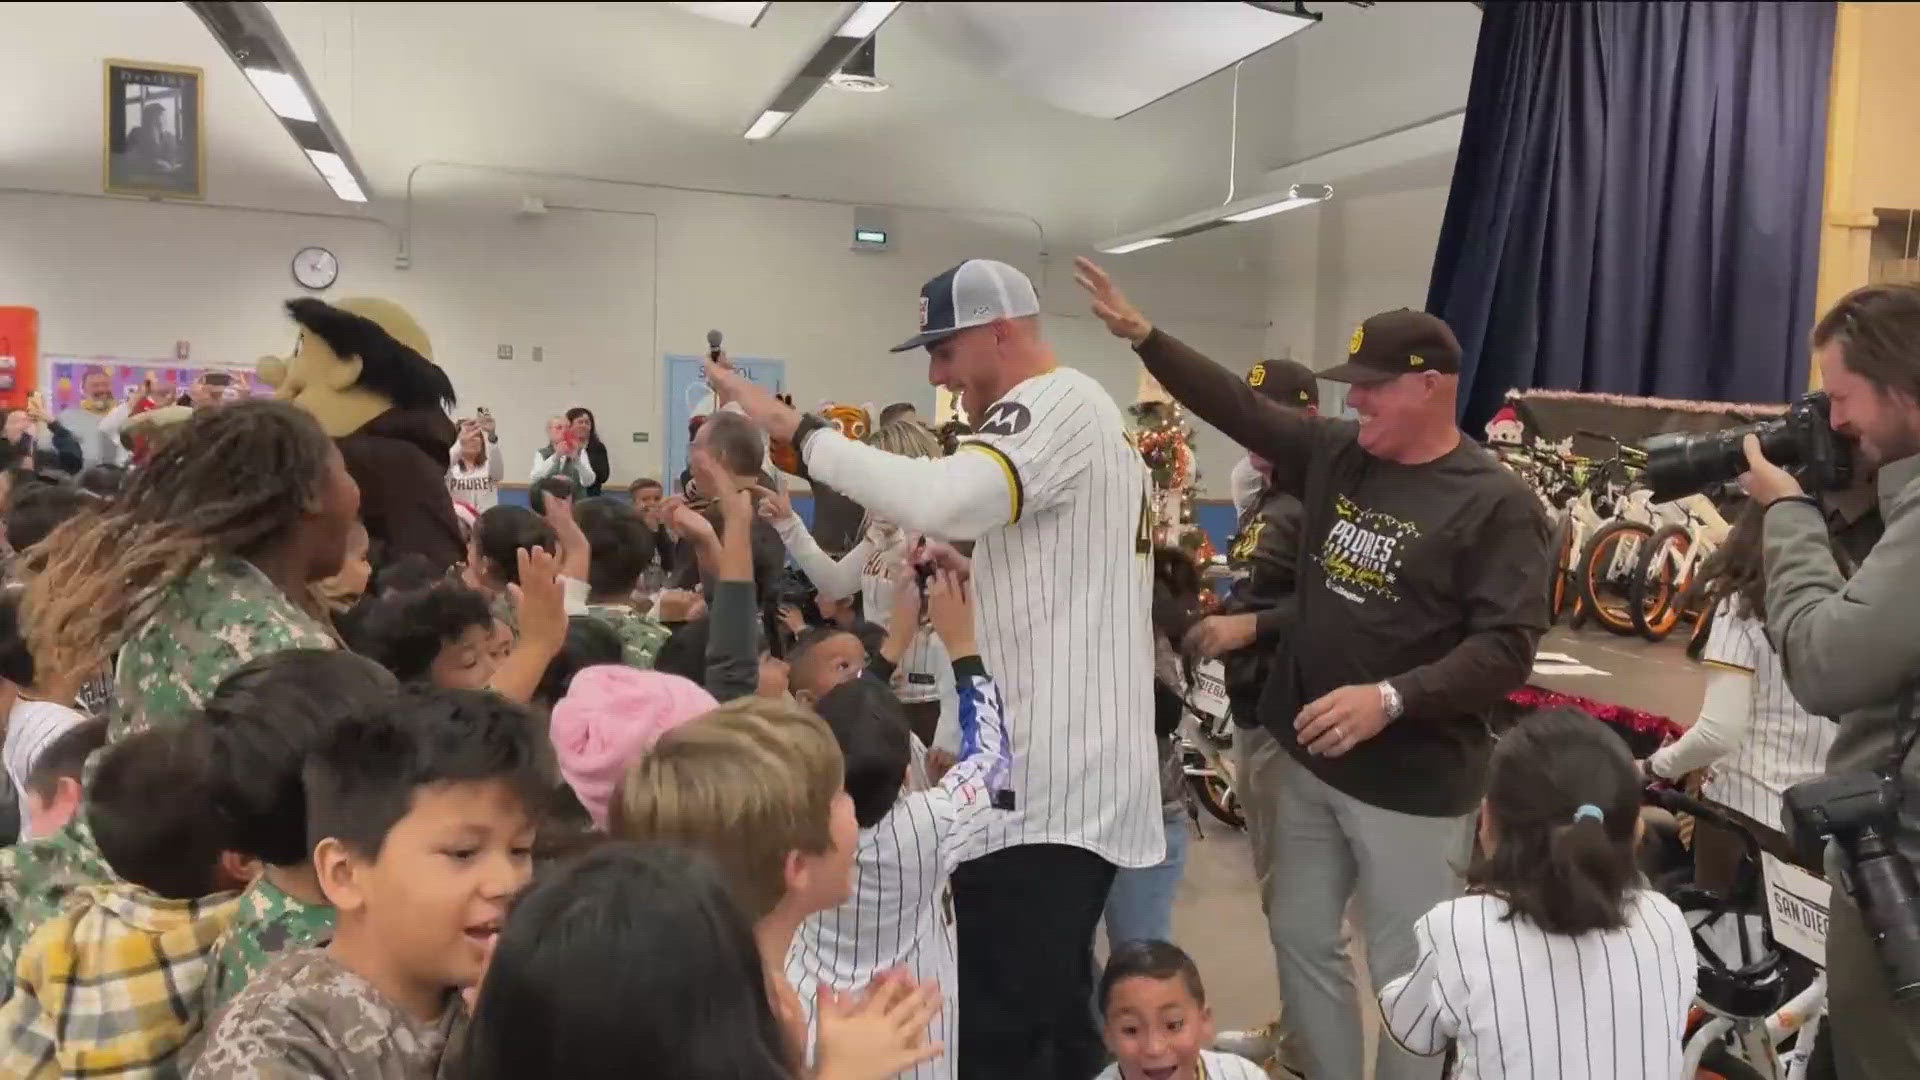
[1137,329,1550,816]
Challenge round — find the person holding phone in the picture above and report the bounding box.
[6,393,82,475]
[532,414,593,488]
[448,410,503,512]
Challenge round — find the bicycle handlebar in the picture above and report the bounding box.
[1644,782,1764,861]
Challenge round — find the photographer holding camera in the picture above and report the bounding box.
[1738,283,1920,1077]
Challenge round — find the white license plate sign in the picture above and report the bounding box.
[1191,661,1230,720]
[1761,853,1830,964]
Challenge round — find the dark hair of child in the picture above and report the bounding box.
[90,723,231,899]
[574,497,655,600]
[24,716,108,802]
[0,587,34,687]
[463,842,794,1080]
[1097,940,1207,1015]
[474,505,555,586]
[814,678,912,828]
[303,686,545,860]
[848,619,888,660]
[1466,708,1642,936]
[76,464,127,498]
[372,553,443,596]
[534,616,625,708]
[528,475,577,517]
[6,482,98,554]
[202,650,399,867]
[348,583,495,684]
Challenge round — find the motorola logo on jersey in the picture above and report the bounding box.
[976,401,1032,437]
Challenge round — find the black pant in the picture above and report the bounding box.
[952,844,1117,1080]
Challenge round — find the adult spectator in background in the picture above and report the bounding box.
[707,258,1159,1080]
[878,401,919,427]
[76,464,125,499]
[21,401,359,742]
[5,399,82,476]
[566,407,611,496]
[1182,358,1315,1069]
[446,412,503,513]
[532,414,594,489]
[57,368,122,468]
[1739,282,1920,1078]
[1080,257,1549,1080]
[671,411,784,598]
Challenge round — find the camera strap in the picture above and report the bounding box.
[1883,682,1920,781]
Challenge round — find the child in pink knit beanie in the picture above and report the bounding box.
[550,666,717,828]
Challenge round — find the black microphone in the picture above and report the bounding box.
[707,329,723,363]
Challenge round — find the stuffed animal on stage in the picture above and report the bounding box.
[257,298,465,570]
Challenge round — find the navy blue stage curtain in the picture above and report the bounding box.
[1428,1,1835,433]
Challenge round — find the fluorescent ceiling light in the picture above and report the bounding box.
[836,1,901,39]
[1100,236,1174,255]
[1223,192,1331,223]
[741,1,902,139]
[242,67,316,122]
[1096,184,1332,254]
[744,110,792,140]
[305,149,367,203]
[671,2,771,28]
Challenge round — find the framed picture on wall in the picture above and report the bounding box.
[103,59,205,200]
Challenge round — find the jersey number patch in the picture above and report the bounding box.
[1136,492,1153,556]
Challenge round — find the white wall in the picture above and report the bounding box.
[0,185,1265,489]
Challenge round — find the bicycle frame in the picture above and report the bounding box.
[1679,976,1826,1080]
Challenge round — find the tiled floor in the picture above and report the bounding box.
[1164,624,1704,1076]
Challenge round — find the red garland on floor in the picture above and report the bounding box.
[1509,686,1684,743]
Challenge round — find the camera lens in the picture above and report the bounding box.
[1642,421,1773,502]
[1848,830,1920,1000]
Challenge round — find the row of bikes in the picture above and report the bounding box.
[1500,436,1734,655]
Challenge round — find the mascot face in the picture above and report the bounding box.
[823,404,871,441]
[258,297,434,438]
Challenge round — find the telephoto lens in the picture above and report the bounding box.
[1640,392,1850,502]
[1843,827,1920,1000]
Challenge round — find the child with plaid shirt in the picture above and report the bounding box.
[200,650,400,1010]
[0,722,249,1075]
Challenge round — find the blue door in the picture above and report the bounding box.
[663,354,785,492]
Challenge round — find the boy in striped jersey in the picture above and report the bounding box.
[788,569,1013,1080]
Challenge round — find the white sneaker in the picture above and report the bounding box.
[1213,1021,1280,1061]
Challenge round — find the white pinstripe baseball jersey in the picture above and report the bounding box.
[786,662,1014,1080]
[1699,601,1836,832]
[959,367,1161,868]
[1379,891,1697,1080]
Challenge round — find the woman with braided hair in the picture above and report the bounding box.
[21,400,360,743]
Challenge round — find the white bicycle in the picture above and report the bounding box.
[1647,785,1829,1080]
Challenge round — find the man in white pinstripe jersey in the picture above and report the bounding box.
[706,259,1161,1080]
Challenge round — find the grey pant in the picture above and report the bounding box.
[1826,858,1920,1079]
[1237,725,1474,1080]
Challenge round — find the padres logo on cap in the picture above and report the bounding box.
[1248,363,1266,387]
[1410,354,1425,368]
[918,296,930,329]
[1349,325,1364,354]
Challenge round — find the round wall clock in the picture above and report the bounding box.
[292,246,339,290]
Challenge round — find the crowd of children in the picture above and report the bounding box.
[0,392,1716,1080]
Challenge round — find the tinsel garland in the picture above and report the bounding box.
[1508,685,1684,745]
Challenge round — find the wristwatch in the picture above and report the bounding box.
[786,412,834,481]
[1377,680,1405,722]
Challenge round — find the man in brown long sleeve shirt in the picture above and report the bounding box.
[1078,259,1550,1080]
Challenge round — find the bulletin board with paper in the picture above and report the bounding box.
[45,356,270,413]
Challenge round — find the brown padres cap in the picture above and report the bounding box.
[1246,358,1319,409]
[1318,309,1462,385]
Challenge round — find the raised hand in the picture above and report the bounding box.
[703,356,802,441]
[815,970,944,1080]
[924,569,975,657]
[751,483,794,522]
[1073,256,1154,345]
[539,493,591,583]
[510,546,568,654]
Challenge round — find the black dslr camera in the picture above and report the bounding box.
[1640,392,1853,502]
[1784,763,1920,1000]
